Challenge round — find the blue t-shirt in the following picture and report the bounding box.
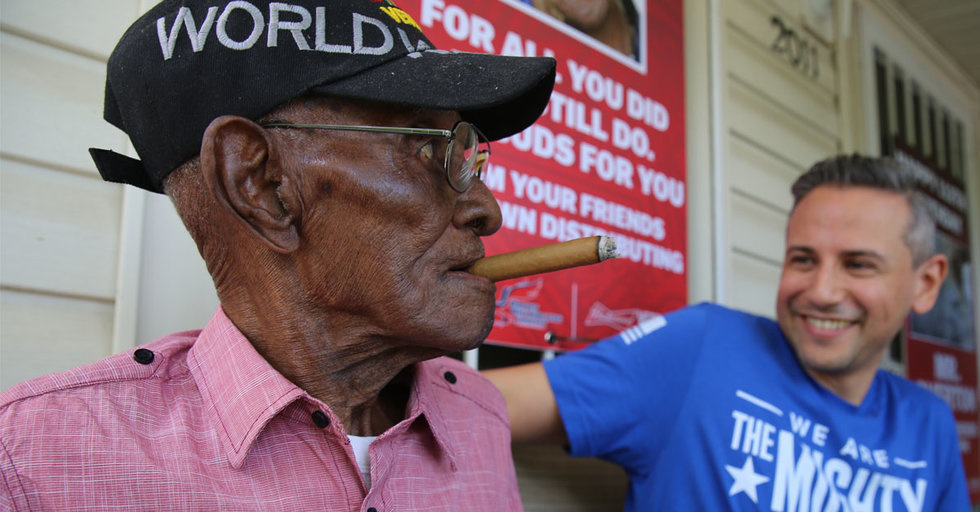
[544,303,970,511]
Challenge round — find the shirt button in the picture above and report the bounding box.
[443,371,457,384]
[133,348,155,365]
[311,410,330,428]
[367,508,378,512]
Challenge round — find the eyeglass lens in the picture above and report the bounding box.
[448,122,487,191]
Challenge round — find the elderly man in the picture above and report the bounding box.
[488,154,971,511]
[0,0,555,510]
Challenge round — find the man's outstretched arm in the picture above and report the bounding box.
[484,363,568,444]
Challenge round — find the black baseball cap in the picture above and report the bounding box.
[89,0,556,193]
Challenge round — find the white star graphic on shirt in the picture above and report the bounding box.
[725,455,770,503]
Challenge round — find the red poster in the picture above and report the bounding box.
[400,0,687,351]
[906,339,980,500]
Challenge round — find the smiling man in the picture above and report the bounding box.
[0,0,555,510]
[776,180,943,406]
[487,154,970,511]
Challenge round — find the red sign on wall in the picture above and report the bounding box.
[906,339,980,499]
[400,0,687,351]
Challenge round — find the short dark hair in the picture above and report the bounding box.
[790,154,936,266]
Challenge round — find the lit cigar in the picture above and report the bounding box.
[467,236,618,282]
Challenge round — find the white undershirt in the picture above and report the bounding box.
[348,435,377,490]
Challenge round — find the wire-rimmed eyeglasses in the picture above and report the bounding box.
[260,120,490,193]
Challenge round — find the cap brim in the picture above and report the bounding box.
[312,51,556,141]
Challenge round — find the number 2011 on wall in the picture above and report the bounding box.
[770,16,819,80]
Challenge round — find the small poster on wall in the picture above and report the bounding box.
[398,0,688,351]
[895,141,979,502]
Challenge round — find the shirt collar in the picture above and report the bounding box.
[401,359,464,471]
[188,307,308,468]
[187,308,460,469]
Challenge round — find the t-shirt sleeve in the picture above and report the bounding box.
[543,303,711,472]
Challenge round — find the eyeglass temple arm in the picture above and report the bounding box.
[260,122,453,138]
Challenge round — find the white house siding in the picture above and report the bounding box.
[716,0,845,318]
[0,0,143,389]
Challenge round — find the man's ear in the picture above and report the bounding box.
[200,116,299,253]
[910,253,949,314]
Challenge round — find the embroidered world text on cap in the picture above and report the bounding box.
[158,2,430,60]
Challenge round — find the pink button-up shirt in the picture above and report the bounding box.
[0,309,522,511]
